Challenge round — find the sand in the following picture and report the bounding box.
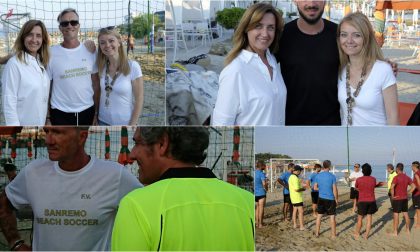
[256,185,420,251]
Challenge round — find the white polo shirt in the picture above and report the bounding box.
[1,53,50,125]
[212,49,286,126]
[47,43,98,113]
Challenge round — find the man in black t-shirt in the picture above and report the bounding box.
[276,0,341,125]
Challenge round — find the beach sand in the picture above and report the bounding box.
[256,185,420,251]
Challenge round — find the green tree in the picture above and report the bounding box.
[130,13,162,38]
[215,7,246,30]
[255,153,292,162]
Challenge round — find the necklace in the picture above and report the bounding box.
[345,64,367,126]
[104,61,121,107]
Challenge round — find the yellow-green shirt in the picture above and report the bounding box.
[388,171,397,190]
[111,168,254,251]
[289,174,303,204]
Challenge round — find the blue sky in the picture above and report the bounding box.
[255,127,420,166]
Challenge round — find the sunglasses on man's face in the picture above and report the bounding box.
[60,20,79,27]
[99,26,116,32]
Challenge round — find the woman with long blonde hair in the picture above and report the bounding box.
[337,12,399,126]
[97,27,144,125]
[1,19,50,125]
[212,3,286,126]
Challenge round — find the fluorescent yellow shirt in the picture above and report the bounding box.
[388,171,397,190]
[111,169,254,251]
[289,174,303,204]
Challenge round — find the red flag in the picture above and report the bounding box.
[6,9,13,19]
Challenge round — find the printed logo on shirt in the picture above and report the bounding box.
[81,194,91,199]
[60,67,91,79]
[37,209,99,226]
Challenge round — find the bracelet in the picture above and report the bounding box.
[10,239,24,251]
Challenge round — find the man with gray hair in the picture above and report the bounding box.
[111,127,254,250]
[47,8,100,125]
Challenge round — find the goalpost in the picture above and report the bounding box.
[268,158,320,193]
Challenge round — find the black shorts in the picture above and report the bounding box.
[50,105,95,125]
[293,202,303,207]
[311,191,319,204]
[392,199,408,213]
[317,198,336,215]
[413,195,420,209]
[283,194,291,204]
[357,201,378,215]
[350,187,359,200]
[255,195,266,202]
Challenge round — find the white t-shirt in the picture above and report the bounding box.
[1,53,49,125]
[212,49,286,126]
[98,60,142,125]
[349,170,363,188]
[5,157,142,251]
[338,60,396,126]
[47,44,98,112]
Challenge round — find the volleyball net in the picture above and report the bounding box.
[0,0,165,125]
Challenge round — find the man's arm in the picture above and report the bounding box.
[263,179,268,192]
[333,184,338,205]
[91,73,100,125]
[0,191,24,249]
[277,178,287,188]
[314,182,319,192]
[415,174,420,191]
[390,183,396,199]
[409,182,416,194]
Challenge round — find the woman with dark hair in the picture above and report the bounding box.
[212,2,286,126]
[337,12,398,125]
[354,163,384,239]
[1,20,50,125]
[97,27,144,125]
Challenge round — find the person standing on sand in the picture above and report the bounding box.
[255,160,269,228]
[410,161,420,229]
[354,163,384,240]
[289,165,306,230]
[306,163,321,217]
[348,163,363,213]
[313,160,338,238]
[277,163,294,221]
[389,163,415,236]
[386,163,397,209]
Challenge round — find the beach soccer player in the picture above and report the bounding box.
[411,161,420,228]
[277,163,294,221]
[389,163,415,236]
[386,163,397,209]
[306,163,322,217]
[289,165,306,230]
[313,160,338,238]
[255,160,269,228]
[354,163,384,240]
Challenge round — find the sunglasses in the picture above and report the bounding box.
[60,20,79,27]
[99,26,116,32]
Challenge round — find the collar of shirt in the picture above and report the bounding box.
[239,49,276,67]
[159,167,217,181]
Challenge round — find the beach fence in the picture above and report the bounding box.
[0,0,165,125]
[0,126,253,190]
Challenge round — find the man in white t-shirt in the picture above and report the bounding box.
[348,163,363,213]
[0,127,142,251]
[47,8,100,125]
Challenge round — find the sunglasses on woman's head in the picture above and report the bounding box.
[60,20,79,27]
[99,26,116,32]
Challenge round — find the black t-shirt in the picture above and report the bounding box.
[276,19,341,125]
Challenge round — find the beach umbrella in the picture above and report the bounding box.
[374,0,420,47]
[105,128,110,160]
[118,126,133,165]
[27,137,32,159]
[232,126,240,162]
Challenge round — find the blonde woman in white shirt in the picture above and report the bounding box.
[1,20,50,125]
[212,3,287,126]
[337,12,399,126]
[97,27,144,125]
